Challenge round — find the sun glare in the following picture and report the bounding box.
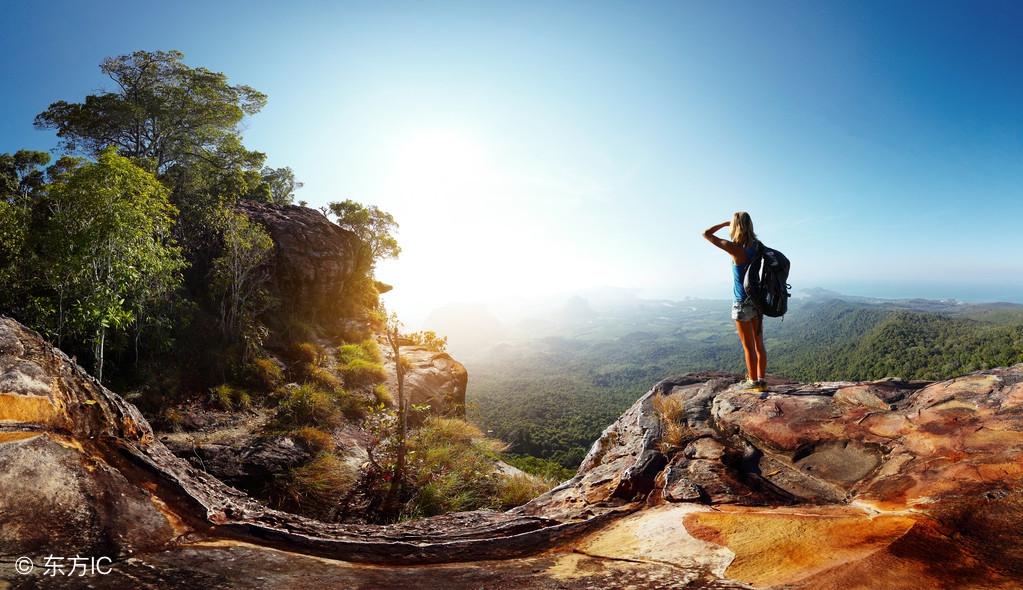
[393,129,490,195]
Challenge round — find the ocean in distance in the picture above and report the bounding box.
[811,282,1023,305]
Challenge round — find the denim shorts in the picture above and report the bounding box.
[731,300,758,322]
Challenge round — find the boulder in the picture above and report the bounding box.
[381,342,468,421]
[234,200,363,323]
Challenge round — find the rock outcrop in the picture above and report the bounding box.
[381,341,468,420]
[5,313,1023,588]
[234,200,363,323]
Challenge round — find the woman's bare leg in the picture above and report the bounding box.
[736,319,760,380]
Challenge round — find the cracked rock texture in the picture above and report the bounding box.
[4,316,1023,588]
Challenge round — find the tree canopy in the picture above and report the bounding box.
[34,50,267,176]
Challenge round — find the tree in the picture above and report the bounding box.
[37,146,184,381]
[0,151,50,295]
[327,199,400,267]
[209,210,276,345]
[250,166,303,205]
[384,313,410,509]
[0,150,50,203]
[34,50,266,176]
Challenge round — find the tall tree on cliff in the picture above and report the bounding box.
[328,199,401,316]
[34,50,267,176]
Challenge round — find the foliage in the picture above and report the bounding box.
[290,426,335,455]
[209,384,252,411]
[409,330,448,353]
[276,453,360,522]
[361,415,552,520]
[30,146,185,380]
[337,339,388,388]
[503,454,577,482]
[267,384,349,432]
[253,166,303,205]
[209,209,276,344]
[328,199,401,265]
[34,49,266,175]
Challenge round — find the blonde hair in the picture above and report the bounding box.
[729,212,758,248]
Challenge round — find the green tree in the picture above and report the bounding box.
[209,210,276,345]
[34,50,266,175]
[37,147,184,381]
[0,150,50,295]
[0,150,50,202]
[252,166,303,205]
[327,199,401,267]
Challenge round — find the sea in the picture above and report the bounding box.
[810,282,1023,305]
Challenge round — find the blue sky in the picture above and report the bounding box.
[3,1,1023,324]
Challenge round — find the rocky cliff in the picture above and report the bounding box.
[234,199,364,324]
[4,315,1023,588]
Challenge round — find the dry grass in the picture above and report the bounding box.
[291,426,335,455]
[496,472,559,507]
[653,393,694,456]
[209,384,252,410]
[278,454,359,520]
[247,356,284,389]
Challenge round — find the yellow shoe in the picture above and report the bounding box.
[736,376,759,391]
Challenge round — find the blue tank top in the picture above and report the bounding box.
[732,245,759,302]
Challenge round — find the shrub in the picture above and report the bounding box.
[374,384,393,406]
[338,339,382,365]
[305,365,342,390]
[338,339,388,389]
[268,384,345,431]
[209,384,252,410]
[341,358,388,388]
[293,342,325,366]
[398,417,534,518]
[276,453,359,521]
[653,393,693,455]
[247,355,284,390]
[409,330,448,353]
[496,472,560,508]
[290,426,335,455]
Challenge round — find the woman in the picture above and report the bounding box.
[702,212,767,392]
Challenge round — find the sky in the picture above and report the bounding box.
[3,0,1023,326]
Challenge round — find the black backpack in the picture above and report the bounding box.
[743,242,791,318]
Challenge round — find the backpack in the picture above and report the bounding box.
[743,242,791,318]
